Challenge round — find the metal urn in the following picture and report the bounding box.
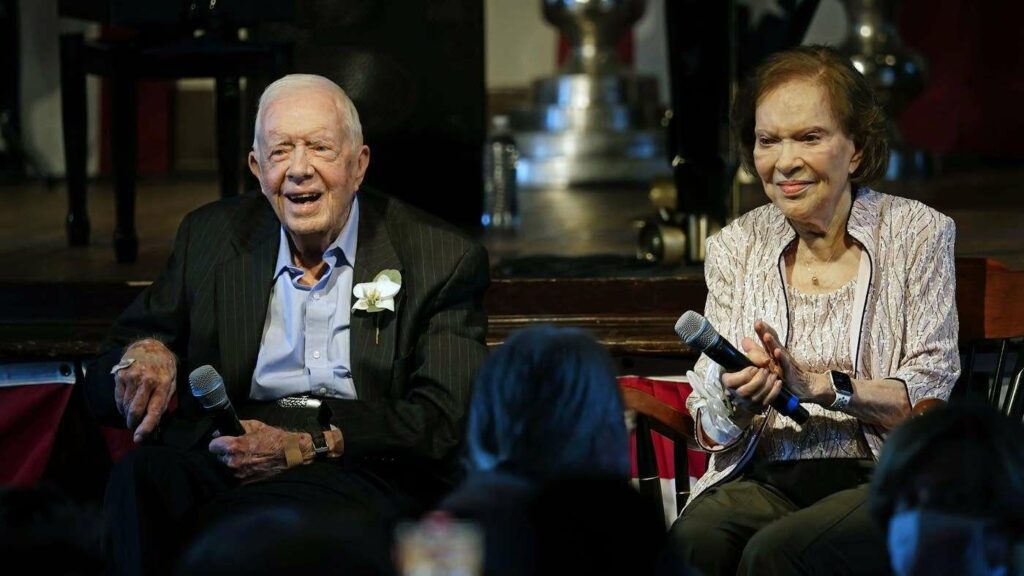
[508,0,669,188]
[839,0,929,179]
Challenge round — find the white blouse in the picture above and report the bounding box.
[757,279,872,461]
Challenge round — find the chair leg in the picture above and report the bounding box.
[111,72,138,263]
[673,441,690,514]
[635,414,665,529]
[216,76,241,198]
[60,33,90,247]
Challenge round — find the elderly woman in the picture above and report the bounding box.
[669,46,960,575]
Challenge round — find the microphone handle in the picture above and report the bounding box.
[213,403,246,437]
[704,336,810,425]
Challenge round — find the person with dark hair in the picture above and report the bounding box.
[177,505,394,576]
[529,475,683,576]
[870,401,1024,575]
[668,45,959,575]
[0,485,104,575]
[463,325,629,480]
[438,326,631,576]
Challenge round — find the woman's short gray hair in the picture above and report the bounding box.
[252,74,363,151]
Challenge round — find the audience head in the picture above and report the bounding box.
[870,400,1024,575]
[0,485,103,575]
[529,475,684,576]
[732,44,889,187]
[178,505,394,576]
[465,326,629,480]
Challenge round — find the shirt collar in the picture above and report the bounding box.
[273,195,360,279]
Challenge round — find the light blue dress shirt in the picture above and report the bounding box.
[250,197,360,400]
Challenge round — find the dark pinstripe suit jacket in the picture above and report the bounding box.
[85,189,489,478]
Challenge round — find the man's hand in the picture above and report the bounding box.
[208,420,303,484]
[114,338,176,442]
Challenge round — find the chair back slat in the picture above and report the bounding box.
[992,339,1009,406]
[960,336,1024,422]
[1006,369,1024,421]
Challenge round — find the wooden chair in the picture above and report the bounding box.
[958,336,1024,419]
[620,382,698,528]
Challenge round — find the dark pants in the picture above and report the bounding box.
[668,459,891,576]
[104,446,424,576]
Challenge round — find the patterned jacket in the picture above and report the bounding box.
[685,187,960,506]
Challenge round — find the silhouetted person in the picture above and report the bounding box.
[870,400,1024,575]
[177,505,394,576]
[439,326,630,576]
[0,485,103,575]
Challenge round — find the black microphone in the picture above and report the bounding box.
[189,365,246,436]
[675,311,809,424]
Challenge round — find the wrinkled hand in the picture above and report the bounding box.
[208,420,300,484]
[114,338,176,442]
[755,319,817,400]
[720,335,783,415]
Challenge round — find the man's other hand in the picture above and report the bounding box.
[114,338,176,442]
[208,420,299,483]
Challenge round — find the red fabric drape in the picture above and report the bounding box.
[0,384,74,486]
[619,376,707,481]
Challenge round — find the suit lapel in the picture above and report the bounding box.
[216,201,279,399]
[350,194,403,400]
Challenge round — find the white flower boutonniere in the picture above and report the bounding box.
[352,269,402,343]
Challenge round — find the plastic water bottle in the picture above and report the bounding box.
[481,115,519,230]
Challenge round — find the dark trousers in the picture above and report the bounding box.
[104,446,425,576]
[668,459,892,576]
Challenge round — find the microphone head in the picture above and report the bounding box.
[674,310,720,351]
[189,365,228,410]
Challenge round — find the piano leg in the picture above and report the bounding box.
[60,33,90,247]
[111,67,138,263]
[216,76,241,198]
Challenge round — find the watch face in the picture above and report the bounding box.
[831,371,854,394]
[309,429,328,453]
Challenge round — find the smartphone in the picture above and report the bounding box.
[394,514,483,576]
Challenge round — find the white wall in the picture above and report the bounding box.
[19,0,100,177]
[485,0,557,89]
[803,0,847,46]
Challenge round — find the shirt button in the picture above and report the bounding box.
[319,387,328,395]
[312,292,321,301]
[313,350,321,359]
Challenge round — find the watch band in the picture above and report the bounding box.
[828,370,854,411]
[307,418,329,459]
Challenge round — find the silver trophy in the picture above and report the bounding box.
[839,0,929,179]
[508,0,669,188]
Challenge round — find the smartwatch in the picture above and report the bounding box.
[828,370,854,410]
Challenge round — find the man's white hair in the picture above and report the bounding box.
[252,74,363,151]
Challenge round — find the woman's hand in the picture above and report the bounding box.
[755,319,832,404]
[719,336,784,424]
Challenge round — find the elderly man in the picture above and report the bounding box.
[85,74,489,576]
